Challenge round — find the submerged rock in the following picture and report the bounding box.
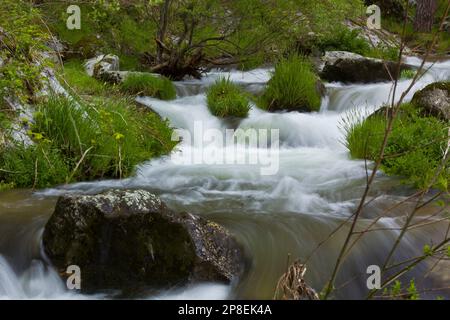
[42,189,244,292]
[411,82,450,121]
[319,51,414,84]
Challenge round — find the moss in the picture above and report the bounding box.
[120,73,176,100]
[206,77,250,118]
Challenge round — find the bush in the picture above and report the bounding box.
[0,96,177,188]
[206,78,250,118]
[120,73,176,100]
[345,104,448,189]
[259,55,321,112]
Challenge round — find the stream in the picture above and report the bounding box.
[0,57,449,300]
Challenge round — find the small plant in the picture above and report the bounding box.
[120,73,176,100]
[206,77,250,118]
[400,69,416,80]
[259,55,321,112]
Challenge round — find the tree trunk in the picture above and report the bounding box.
[414,0,438,32]
[156,0,171,64]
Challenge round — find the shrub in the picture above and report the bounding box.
[345,104,448,189]
[259,55,321,112]
[120,73,176,100]
[206,78,250,118]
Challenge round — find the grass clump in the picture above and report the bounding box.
[259,55,321,112]
[344,104,448,189]
[120,73,176,100]
[0,95,177,189]
[206,78,250,118]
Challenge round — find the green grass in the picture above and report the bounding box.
[344,104,448,189]
[120,73,176,100]
[60,60,110,96]
[400,69,416,80]
[259,55,321,112]
[0,143,70,189]
[0,95,177,188]
[206,77,250,118]
[316,27,400,61]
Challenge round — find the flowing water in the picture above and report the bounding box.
[1,57,449,300]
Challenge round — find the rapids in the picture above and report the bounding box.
[1,57,449,299]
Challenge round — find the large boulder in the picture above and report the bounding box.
[42,189,245,292]
[411,82,450,121]
[319,51,414,84]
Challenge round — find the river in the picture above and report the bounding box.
[0,57,449,300]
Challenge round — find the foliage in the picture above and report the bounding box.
[120,73,176,100]
[206,78,250,118]
[315,27,399,61]
[259,55,321,112]
[0,0,50,103]
[0,95,177,188]
[400,69,416,80]
[0,143,70,189]
[344,104,448,189]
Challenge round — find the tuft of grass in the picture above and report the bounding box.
[206,77,250,118]
[344,104,448,189]
[259,55,321,112]
[400,69,416,80]
[120,73,176,100]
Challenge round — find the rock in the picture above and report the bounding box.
[319,51,414,84]
[411,82,450,121]
[85,54,120,79]
[42,189,245,292]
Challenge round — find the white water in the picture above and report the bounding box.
[1,57,449,299]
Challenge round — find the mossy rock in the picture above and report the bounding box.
[411,81,450,121]
[43,190,245,292]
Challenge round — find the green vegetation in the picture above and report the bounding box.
[0,1,50,103]
[120,73,176,100]
[315,27,399,61]
[400,69,416,80]
[0,96,177,189]
[345,104,448,189]
[381,0,450,55]
[206,78,250,118]
[259,55,322,112]
[59,60,111,96]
